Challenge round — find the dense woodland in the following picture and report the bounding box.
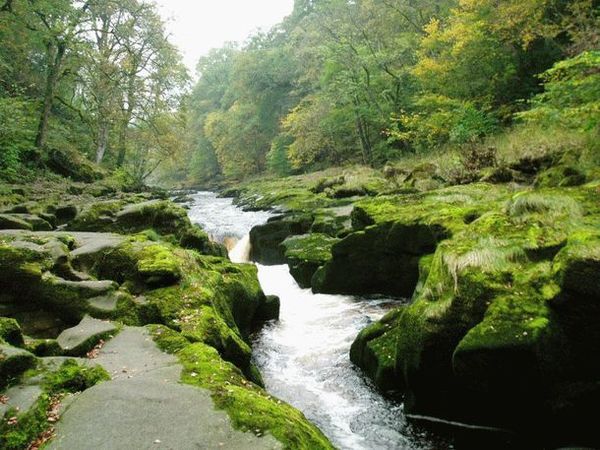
[0,0,598,185]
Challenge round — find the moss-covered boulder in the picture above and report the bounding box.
[350,184,600,446]
[87,238,182,291]
[0,318,24,346]
[0,344,36,389]
[313,184,512,296]
[44,148,105,183]
[250,214,314,265]
[350,308,404,392]
[312,223,443,296]
[134,252,275,383]
[282,234,339,288]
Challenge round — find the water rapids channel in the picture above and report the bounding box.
[186,191,450,450]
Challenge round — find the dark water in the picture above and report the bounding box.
[186,191,449,450]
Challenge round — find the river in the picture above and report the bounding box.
[186,191,448,450]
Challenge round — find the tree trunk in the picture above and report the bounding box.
[352,97,372,165]
[35,42,65,148]
[116,125,128,167]
[116,79,135,167]
[95,122,109,163]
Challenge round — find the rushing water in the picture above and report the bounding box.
[186,191,446,450]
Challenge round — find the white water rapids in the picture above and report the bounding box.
[185,191,447,450]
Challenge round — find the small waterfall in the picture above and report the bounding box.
[229,234,251,263]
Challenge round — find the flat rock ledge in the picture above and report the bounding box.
[49,327,282,450]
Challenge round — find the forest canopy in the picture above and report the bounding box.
[184,0,599,183]
[0,0,598,185]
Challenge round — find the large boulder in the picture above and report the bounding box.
[350,186,600,447]
[249,214,314,265]
[312,223,443,296]
[44,148,105,182]
[281,233,339,288]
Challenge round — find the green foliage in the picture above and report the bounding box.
[267,134,293,176]
[517,50,600,131]
[390,96,498,151]
[0,0,188,181]
[0,97,36,179]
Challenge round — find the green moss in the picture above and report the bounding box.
[137,244,182,286]
[350,307,405,392]
[0,394,50,450]
[23,338,62,357]
[0,345,37,389]
[44,359,110,394]
[147,325,190,354]
[0,319,23,347]
[67,200,124,231]
[179,305,252,370]
[92,238,184,290]
[282,234,338,263]
[178,342,334,449]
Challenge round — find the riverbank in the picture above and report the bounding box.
[0,178,332,449]
[224,153,600,448]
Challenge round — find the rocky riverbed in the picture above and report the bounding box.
[231,161,600,449]
[0,182,331,449]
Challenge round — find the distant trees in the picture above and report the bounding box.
[183,0,597,184]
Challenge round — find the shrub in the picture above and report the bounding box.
[516,50,600,131]
[0,97,36,179]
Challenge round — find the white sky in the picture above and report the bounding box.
[155,0,295,76]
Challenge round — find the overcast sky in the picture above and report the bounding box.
[155,0,295,76]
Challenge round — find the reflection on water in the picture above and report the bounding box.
[186,191,447,450]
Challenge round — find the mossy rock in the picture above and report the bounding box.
[255,295,280,322]
[56,316,118,356]
[312,222,442,296]
[66,200,124,231]
[114,200,191,236]
[535,165,587,188]
[311,176,345,194]
[282,234,339,288]
[349,184,600,444]
[0,344,36,389]
[54,205,79,224]
[179,226,227,257]
[44,358,110,393]
[0,214,33,231]
[139,253,271,383]
[24,338,62,357]
[0,318,24,347]
[350,308,405,392]
[159,337,334,450]
[89,238,182,291]
[44,148,106,182]
[0,241,53,303]
[250,214,314,265]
